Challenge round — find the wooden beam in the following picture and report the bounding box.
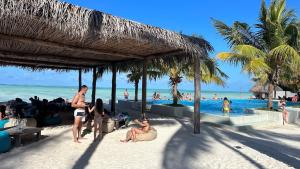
[0,51,107,66]
[78,69,82,92]
[0,60,81,70]
[111,63,117,115]
[0,56,93,68]
[0,33,144,59]
[141,58,148,118]
[194,56,201,134]
[145,49,186,60]
[91,67,97,105]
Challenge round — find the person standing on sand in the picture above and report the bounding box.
[279,98,288,125]
[124,89,129,100]
[88,98,105,141]
[71,85,88,143]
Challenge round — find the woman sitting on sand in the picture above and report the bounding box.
[121,118,150,142]
[88,98,105,141]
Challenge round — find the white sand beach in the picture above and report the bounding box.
[0,117,299,169]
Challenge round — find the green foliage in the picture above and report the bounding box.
[213,0,300,108]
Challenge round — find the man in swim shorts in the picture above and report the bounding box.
[71,85,88,143]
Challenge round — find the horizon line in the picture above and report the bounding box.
[0,83,251,93]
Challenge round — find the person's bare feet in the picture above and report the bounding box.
[74,139,81,143]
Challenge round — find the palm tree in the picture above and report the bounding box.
[168,66,183,105]
[213,0,300,109]
[127,65,163,102]
[185,58,228,86]
[166,57,228,105]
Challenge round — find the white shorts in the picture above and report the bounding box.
[74,109,85,122]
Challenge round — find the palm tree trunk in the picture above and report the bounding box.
[194,56,201,134]
[172,82,178,105]
[141,58,148,118]
[267,82,274,109]
[134,80,139,102]
[111,63,116,115]
[91,67,97,105]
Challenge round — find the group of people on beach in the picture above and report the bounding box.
[152,92,161,100]
[71,85,151,143]
[181,93,193,101]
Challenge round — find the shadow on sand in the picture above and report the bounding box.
[163,119,300,169]
[71,135,104,169]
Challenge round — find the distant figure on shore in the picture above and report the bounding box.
[153,92,157,100]
[156,92,161,100]
[152,92,161,100]
[292,95,298,103]
[222,97,231,114]
[124,89,129,100]
[213,94,218,100]
[279,98,288,125]
[88,98,105,141]
[71,85,88,143]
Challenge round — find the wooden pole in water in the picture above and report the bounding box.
[141,58,148,118]
[194,56,201,134]
[111,63,117,115]
[91,67,97,105]
[78,68,82,91]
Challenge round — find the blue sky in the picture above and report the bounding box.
[0,0,299,91]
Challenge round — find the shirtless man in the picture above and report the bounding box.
[71,85,88,143]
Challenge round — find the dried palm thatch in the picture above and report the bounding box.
[0,0,211,70]
[250,83,283,94]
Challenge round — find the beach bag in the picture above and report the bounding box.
[102,117,115,133]
[0,131,11,153]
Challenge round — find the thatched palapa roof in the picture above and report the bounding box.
[250,83,283,93]
[0,0,212,70]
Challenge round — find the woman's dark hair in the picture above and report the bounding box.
[95,98,103,114]
[143,117,149,123]
[0,105,6,118]
[224,97,228,101]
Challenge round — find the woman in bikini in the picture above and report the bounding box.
[222,97,230,115]
[121,118,150,143]
[88,98,105,141]
[280,99,288,125]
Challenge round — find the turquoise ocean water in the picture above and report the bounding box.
[0,84,253,102]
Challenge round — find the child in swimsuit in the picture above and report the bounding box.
[88,98,105,141]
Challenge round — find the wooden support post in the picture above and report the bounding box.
[111,63,117,115]
[91,67,97,105]
[78,69,82,92]
[141,58,148,118]
[194,56,201,134]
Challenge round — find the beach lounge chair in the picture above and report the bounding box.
[0,131,11,153]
